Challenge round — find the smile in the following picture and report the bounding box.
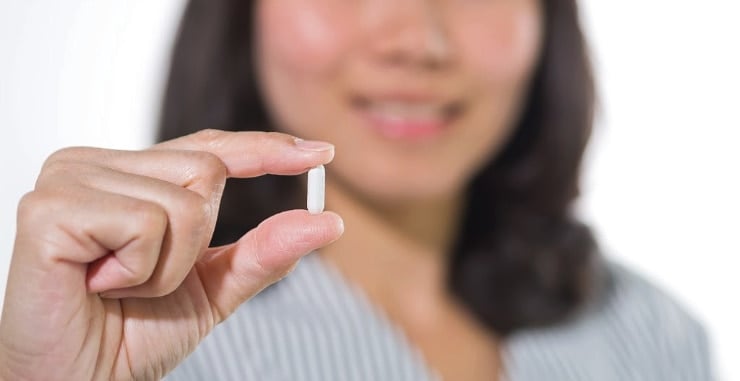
[351,95,463,141]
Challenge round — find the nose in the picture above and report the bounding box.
[368,0,454,70]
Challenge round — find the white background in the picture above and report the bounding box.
[1,1,738,379]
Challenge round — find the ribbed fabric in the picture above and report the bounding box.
[166,254,713,381]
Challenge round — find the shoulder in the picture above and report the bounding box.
[597,261,714,379]
[601,261,711,364]
[603,261,706,340]
[505,260,714,381]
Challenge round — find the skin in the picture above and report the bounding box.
[258,0,542,203]
[257,0,542,379]
[0,0,542,379]
[0,131,344,380]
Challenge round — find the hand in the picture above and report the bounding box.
[0,129,343,380]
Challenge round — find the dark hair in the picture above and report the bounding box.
[159,0,604,335]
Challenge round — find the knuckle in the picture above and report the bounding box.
[38,155,70,179]
[37,160,81,187]
[16,191,49,225]
[178,190,210,219]
[274,262,299,282]
[191,128,224,147]
[16,190,72,227]
[246,233,274,277]
[15,191,81,262]
[250,224,295,276]
[43,146,97,168]
[251,258,271,278]
[39,148,108,188]
[128,199,168,234]
[170,191,211,237]
[262,131,294,145]
[189,150,227,182]
[44,147,79,164]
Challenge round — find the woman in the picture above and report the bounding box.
[0,0,712,380]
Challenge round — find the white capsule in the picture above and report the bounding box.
[307,165,325,214]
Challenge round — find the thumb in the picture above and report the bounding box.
[196,210,344,322]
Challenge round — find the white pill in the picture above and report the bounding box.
[307,165,325,214]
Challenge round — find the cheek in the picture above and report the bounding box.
[256,0,361,141]
[456,2,543,83]
[257,1,351,76]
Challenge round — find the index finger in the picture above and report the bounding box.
[152,129,335,178]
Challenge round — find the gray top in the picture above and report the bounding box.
[167,254,713,380]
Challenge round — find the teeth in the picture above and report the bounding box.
[366,102,444,121]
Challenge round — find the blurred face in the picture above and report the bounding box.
[256,0,543,204]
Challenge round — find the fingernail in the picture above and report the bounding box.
[294,138,334,152]
[335,215,345,235]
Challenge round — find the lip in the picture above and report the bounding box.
[350,93,463,141]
